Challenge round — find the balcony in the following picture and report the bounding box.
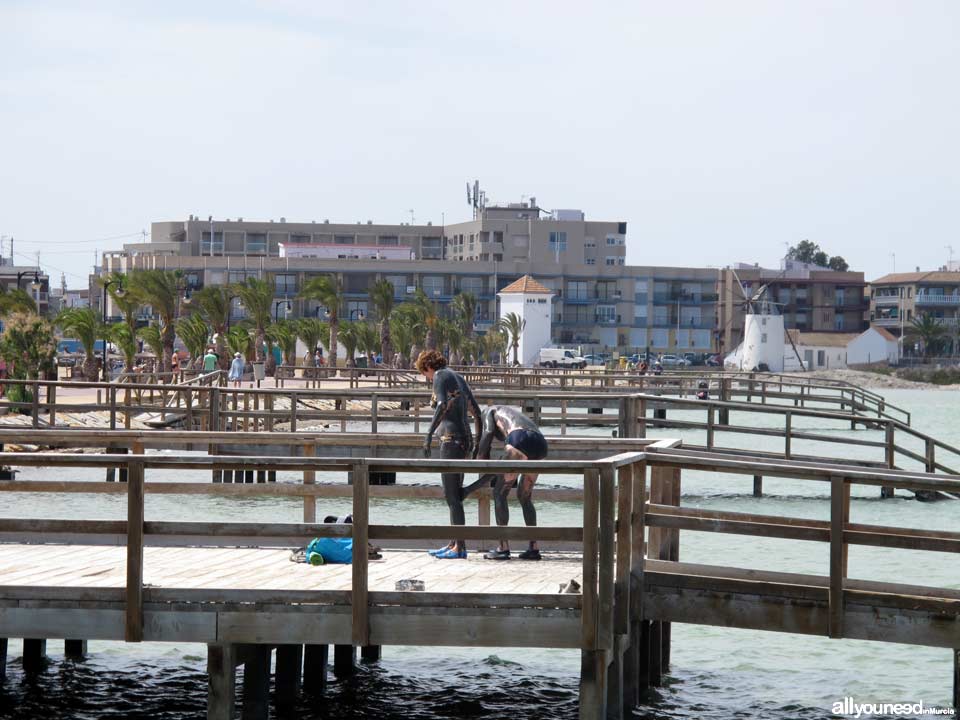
[874,296,901,306]
[872,317,902,327]
[916,295,960,306]
[564,296,593,305]
[652,293,718,305]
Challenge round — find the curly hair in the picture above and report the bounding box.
[414,349,447,373]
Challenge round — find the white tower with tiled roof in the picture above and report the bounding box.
[497,275,554,366]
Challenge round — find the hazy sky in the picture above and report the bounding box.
[2,1,958,287]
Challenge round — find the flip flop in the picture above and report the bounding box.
[428,545,453,556]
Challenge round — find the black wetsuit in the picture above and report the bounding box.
[425,368,481,546]
[468,405,548,531]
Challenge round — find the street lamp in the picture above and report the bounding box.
[101,278,126,381]
[349,309,365,321]
[274,299,292,323]
[16,270,41,292]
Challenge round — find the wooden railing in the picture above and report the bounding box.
[1,442,959,716]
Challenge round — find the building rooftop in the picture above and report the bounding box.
[498,275,553,295]
[787,330,859,347]
[871,271,960,284]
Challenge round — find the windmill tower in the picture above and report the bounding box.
[728,273,786,372]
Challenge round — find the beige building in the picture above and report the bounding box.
[718,262,867,357]
[102,201,719,355]
[869,269,960,354]
[0,261,50,316]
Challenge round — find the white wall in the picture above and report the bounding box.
[498,293,552,366]
[797,344,847,369]
[847,329,899,365]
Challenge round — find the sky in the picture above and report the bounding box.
[2,0,959,287]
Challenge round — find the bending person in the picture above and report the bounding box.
[415,350,482,559]
[467,405,548,561]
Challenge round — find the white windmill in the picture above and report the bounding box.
[725,271,804,372]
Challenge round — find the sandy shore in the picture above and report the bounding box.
[788,368,960,390]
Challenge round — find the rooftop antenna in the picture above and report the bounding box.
[466,182,472,207]
[947,245,954,265]
[409,209,415,225]
[890,253,896,273]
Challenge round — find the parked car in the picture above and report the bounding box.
[705,354,722,367]
[659,354,690,367]
[581,354,606,365]
[683,352,704,366]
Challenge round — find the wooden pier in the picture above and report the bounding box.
[1,441,959,717]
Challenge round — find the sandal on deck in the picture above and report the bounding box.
[518,548,541,561]
[483,549,511,561]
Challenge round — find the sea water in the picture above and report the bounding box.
[0,389,957,719]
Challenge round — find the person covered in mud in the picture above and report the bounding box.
[414,350,482,559]
[463,405,549,561]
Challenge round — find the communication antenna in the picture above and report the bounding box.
[466,182,472,206]
[946,245,954,265]
[409,209,415,225]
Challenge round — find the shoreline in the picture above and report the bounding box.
[787,368,960,390]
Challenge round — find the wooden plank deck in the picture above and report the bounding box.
[0,544,583,596]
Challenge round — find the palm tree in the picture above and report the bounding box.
[296,318,328,366]
[499,312,526,365]
[126,269,184,375]
[484,328,508,365]
[355,321,380,367]
[194,286,232,371]
[137,325,164,372]
[109,322,138,375]
[910,313,948,360]
[176,312,210,372]
[57,307,101,380]
[232,277,274,373]
[337,320,358,368]
[267,320,299,370]
[444,321,465,366]
[0,287,37,316]
[226,326,253,360]
[391,302,426,367]
[300,275,342,370]
[452,292,478,343]
[411,289,440,350]
[368,279,395,364]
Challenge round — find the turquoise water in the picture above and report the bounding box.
[1,389,958,718]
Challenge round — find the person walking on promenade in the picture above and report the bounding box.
[228,352,245,388]
[464,405,549,561]
[415,349,482,559]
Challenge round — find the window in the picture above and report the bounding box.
[634,304,648,325]
[606,235,621,246]
[605,256,618,266]
[566,304,591,323]
[386,275,408,298]
[346,301,367,320]
[246,233,267,254]
[201,231,224,255]
[335,235,355,244]
[652,328,669,347]
[290,234,310,244]
[566,281,588,300]
[274,274,296,295]
[421,276,445,298]
[537,298,547,304]
[597,305,616,322]
[228,271,251,284]
[549,231,567,252]
[459,277,485,296]
[378,236,399,246]
[585,237,596,249]
[817,350,826,367]
[761,333,767,344]
[835,314,845,330]
[585,258,596,265]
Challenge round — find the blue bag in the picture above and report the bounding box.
[306,537,353,564]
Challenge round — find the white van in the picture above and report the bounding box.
[539,348,587,369]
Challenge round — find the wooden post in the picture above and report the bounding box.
[626,460,647,704]
[598,465,616,651]
[352,462,370,648]
[0,638,6,680]
[753,476,763,497]
[926,438,936,473]
[48,382,56,427]
[243,392,250,432]
[953,649,959,712]
[561,399,568,435]
[31,381,40,428]
[360,645,381,662]
[109,385,117,430]
[303,645,328,693]
[829,475,848,638]
[274,645,303,708]
[266,394,275,431]
[414,399,421,434]
[333,645,355,677]
[579,467,606,720]
[64,639,87,660]
[637,398,647,438]
[241,644,271,720]
[882,422,895,498]
[184,388,193,430]
[477,488,491,552]
[303,443,316,523]
[371,394,378,434]
[608,461,635,719]
[784,411,792,459]
[22,639,46,672]
[125,457,145,642]
[290,392,298,432]
[706,406,715,449]
[210,386,221,432]
[124,387,132,429]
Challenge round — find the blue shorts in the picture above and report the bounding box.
[505,429,548,460]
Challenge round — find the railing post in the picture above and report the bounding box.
[579,466,606,720]
[109,385,117,430]
[371,394,378,434]
[31,381,40,429]
[828,475,849,638]
[290,392,298,433]
[784,411,792,459]
[125,457,145,642]
[882,422,895,498]
[706,406,715,449]
[925,438,936,473]
[303,443,316,523]
[210,386,221,432]
[351,462,370,648]
[47,382,56,427]
[610,460,635,716]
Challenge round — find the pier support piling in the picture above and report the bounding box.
[360,645,381,663]
[303,644,328,694]
[241,644,271,720]
[953,649,959,711]
[0,638,6,680]
[753,476,763,497]
[333,644,355,677]
[64,639,87,660]
[274,644,303,710]
[207,644,237,720]
[22,638,47,672]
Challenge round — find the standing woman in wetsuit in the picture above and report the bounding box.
[414,350,482,559]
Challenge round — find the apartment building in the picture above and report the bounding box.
[869,269,960,342]
[102,202,719,355]
[717,261,868,356]
[0,260,50,316]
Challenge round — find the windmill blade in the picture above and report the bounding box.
[730,268,752,303]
